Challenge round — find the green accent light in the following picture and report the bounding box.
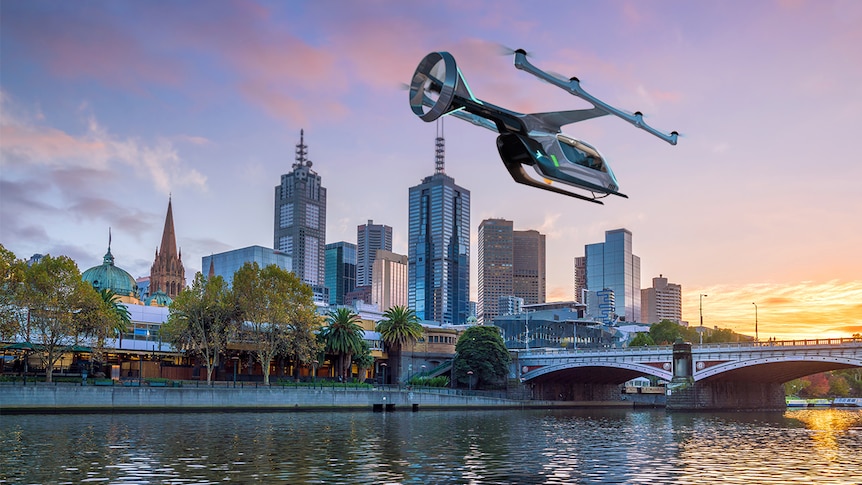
[550,154,559,167]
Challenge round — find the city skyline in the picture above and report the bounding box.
[2,1,861,339]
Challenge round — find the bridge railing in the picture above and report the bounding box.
[696,337,862,350]
[515,337,861,357]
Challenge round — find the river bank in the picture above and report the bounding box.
[0,382,637,414]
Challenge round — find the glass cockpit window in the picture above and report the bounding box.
[557,135,606,173]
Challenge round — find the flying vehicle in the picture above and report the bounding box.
[408,50,679,204]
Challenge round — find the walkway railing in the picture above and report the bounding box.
[516,337,862,358]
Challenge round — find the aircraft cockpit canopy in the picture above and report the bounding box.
[556,134,607,173]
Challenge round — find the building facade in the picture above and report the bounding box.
[477,219,546,323]
[407,131,470,324]
[574,256,586,303]
[513,229,546,305]
[641,274,682,324]
[477,218,513,323]
[584,228,641,322]
[274,130,326,288]
[356,220,392,288]
[202,246,292,287]
[325,242,357,306]
[149,198,185,299]
[371,250,408,312]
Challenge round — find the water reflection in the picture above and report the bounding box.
[1,409,860,484]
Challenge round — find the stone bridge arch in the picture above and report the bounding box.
[524,361,673,384]
[696,355,862,383]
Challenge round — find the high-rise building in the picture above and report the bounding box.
[325,242,356,305]
[371,250,408,311]
[274,130,326,288]
[584,228,641,322]
[408,127,470,324]
[478,219,513,323]
[356,220,392,288]
[513,229,546,306]
[478,219,546,323]
[149,197,185,299]
[574,256,586,303]
[641,274,682,324]
[202,246,292,287]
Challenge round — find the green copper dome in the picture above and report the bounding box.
[146,289,172,307]
[82,247,138,298]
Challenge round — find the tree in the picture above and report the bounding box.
[99,289,131,350]
[15,254,112,382]
[0,244,25,339]
[163,273,238,383]
[649,320,683,344]
[232,262,315,385]
[282,308,324,381]
[376,305,423,384]
[320,307,365,380]
[628,332,656,347]
[453,325,511,390]
[352,339,374,382]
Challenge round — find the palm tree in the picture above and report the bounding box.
[320,308,364,380]
[376,305,423,384]
[99,289,131,349]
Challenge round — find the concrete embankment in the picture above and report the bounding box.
[0,384,632,414]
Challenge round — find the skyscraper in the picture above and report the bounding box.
[149,197,185,299]
[274,130,326,288]
[371,249,408,311]
[641,274,682,324]
[478,219,546,323]
[478,219,513,323]
[356,220,392,288]
[513,229,546,306]
[408,126,470,324]
[573,256,586,303]
[325,242,356,305]
[584,228,641,322]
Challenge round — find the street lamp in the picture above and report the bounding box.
[752,302,758,342]
[699,294,708,345]
[232,355,239,388]
[467,370,474,392]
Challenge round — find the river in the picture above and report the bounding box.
[1,408,860,484]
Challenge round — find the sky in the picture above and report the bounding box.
[2,0,861,340]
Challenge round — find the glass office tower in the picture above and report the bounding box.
[585,228,641,322]
[407,130,470,324]
[325,242,357,305]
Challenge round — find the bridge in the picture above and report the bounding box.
[512,338,862,410]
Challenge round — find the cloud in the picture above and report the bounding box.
[684,280,862,340]
[0,95,206,195]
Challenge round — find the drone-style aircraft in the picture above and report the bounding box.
[408,50,679,203]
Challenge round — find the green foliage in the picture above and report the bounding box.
[453,325,511,390]
[164,272,238,383]
[787,370,862,398]
[376,305,423,383]
[14,254,112,382]
[628,332,656,347]
[320,308,365,379]
[649,320,684,344]
[0,244,25,339]
[232,262,316,385]
[408,375,450,387]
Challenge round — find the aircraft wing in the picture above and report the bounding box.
[448,109,501,133]
[525,108,608,132]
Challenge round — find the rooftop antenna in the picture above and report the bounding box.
[434,118,445,175]
[295,129,312,168]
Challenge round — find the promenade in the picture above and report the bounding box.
[0,382,632,414]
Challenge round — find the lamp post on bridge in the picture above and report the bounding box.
[699,294,708,345]
[752,302,758,342]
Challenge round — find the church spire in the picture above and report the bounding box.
[159,196,178,260]
[150,196,185,298]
